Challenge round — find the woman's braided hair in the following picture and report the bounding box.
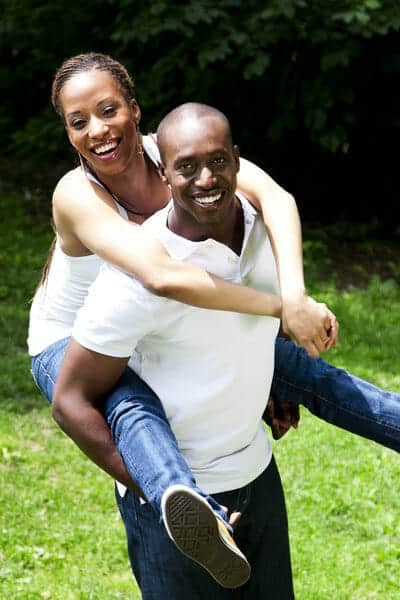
[37,53,136,290]
[51,52,135,120]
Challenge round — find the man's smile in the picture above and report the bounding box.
[192,190,225,208]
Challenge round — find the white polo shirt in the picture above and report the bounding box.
[73,194,280,494]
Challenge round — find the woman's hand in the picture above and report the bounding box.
[281,293,339,357]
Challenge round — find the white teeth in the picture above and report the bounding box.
[196,193,221,205]
[93,141,118,155]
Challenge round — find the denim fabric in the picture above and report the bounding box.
[31,335,400,595]
[273,336,400,452]
[115,456,293,600]
[102,367,227,521]
[31,337,70,404]
[30,337,227,523]
[31,335,400,522]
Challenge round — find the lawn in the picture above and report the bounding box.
[1,193,399,599]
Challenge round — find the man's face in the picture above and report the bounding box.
[160,115,240,227]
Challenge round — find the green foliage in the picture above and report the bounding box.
[1,0,400,176]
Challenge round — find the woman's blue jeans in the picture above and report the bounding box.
[31,335,400,593]
[272,337,400,452]
[30,336,226,523]
[31,335,400,517]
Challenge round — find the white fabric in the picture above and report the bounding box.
[28,247,102,356]
[27,136,159,356]
[73,195,280,494]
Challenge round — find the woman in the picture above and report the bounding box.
[29,53,399,592]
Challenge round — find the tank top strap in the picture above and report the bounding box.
[84,170,128,220]
[143,134,161,166]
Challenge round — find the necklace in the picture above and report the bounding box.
[109,194,149,217]
[84,163,149,217]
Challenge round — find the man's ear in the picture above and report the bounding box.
[233,144,240,173]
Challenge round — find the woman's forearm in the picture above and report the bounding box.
[237,157,305,297]
[237,158,338,355]
[56,175,282,317]
[152,255,282,317]
[76,210,282,316]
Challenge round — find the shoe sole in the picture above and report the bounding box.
[162,487,251,588]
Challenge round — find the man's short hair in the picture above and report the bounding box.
[157,103,233,163]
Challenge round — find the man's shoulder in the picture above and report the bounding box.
[98,262,153,296]
[94,262,177,319]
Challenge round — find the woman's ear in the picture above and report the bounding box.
[157,162,171,188]
[131,98,141,123]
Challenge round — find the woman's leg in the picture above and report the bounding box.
[31,338,226,519]
[115,457,292,599]
[272,337,400,452]
[31,339,249,588]
[115,487,235,600]
[100,366,227,519]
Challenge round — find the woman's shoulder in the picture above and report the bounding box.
[54,167,86,194]
[53,167,113,215]
[53,167,87,206]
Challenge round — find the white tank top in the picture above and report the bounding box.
[27,136,160,356]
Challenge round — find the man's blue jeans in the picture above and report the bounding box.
[115,456,293,599]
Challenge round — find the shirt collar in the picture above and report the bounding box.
[145,192,258,261]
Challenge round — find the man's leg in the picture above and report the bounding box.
[273,336,400,452]
[115,485,235,600]
[104,369,251,588]
[115,456,293,600]
[213,456,294,600]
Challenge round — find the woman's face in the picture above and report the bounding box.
[60,69,140,176]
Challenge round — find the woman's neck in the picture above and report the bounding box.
[90,152,170,223]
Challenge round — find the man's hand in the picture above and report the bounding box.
[263,397,300,440]
[281,293,339,357]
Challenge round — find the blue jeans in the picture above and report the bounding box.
[115,456,293,599]
[273,337,400,452]
[31,335,400,512]
[31,337,227,524]
[31,335,399,592]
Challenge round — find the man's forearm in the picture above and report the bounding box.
[52,392,144,498]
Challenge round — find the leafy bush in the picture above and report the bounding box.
[1,1,400,225]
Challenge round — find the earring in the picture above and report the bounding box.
[136,124,144,155]
[78,153,87,171]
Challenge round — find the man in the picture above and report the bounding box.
[54,102,293,598]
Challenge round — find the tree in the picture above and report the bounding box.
[1,0,400,224]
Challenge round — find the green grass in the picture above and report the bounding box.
[1,193,399,598]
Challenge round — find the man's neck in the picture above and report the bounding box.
[167,195,245,255]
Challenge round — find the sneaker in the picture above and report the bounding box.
[161,484,251,588]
